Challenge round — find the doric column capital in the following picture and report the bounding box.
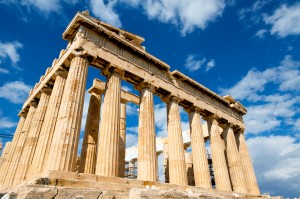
[41,87,52,95]
[184,106,202,114]
[72,48,89,59]
[29,101,38,108]
[162,95,180,103]
[54,69,68,78]
[135,81,156,92]
[102,63,124,78]
[120,98,129,104]
[203,113,219,123]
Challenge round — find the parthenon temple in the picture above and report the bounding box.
[0,11,263,198]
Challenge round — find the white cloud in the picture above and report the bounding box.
[1,0,62,13]
[0,114,17,129]
[0,68,9,74]
[0,81,31,104]
[205,59,216,72]
[119,0,226,35]
[222,55,300,101]
[221,68,276,101]
[264,3,300,37]
[89,0,122,28]
[255,29,268,39]
[0,40,23,67]
[184,54,206,72]
[245,94,298,134]
[247,135,300,197]
[221,55,300,134]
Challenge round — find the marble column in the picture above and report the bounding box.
[118,100,127,177]
[78,89,102,174]
[0,142,11,166]
[206,115,232,191]
[3,103,37,187]
[32,70,68,175]
[137,84,157,181]
[0,114,26,186]
[96,68,123,177]
[236,130,260,195]
[48,54,89,172]
[188,108,212,189]
[165,96,187,186]
[223,124,247,193]
[14,90,51,184]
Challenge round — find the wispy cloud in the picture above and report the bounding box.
[0,81,31,104]
[205,59,216,72]
[0,68,9,74]
[184,55,216,72]
[1,0,62,14]
[264,3,300,37]
[97,0,226,35]
[184,54,206,72]
[0,40,23,69]
[89,0,122,28]
[255,29,268,39]
[0,111,17,129]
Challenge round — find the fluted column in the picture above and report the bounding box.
[32,70,68,175]
[0,114,26,186]
[236,130,260,195]
[137,83,157,181]
[96,68,123,177]
[188,108,212,189]
[48,54,89,172]
[78,89,102,174]
[3,103,37,187]
[206,115,232,191]
[223,124,247,193]
[14,90,51,184]
[0,142,11,166]
[118,100,127,177]
[165,96,187,186]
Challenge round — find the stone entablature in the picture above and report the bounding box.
[20,12,245,128]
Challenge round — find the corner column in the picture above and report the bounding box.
[0,114,26,186]
[32,70,68,175]
[165,96,187,186]
[14,89,51,184]
[236,130,260,195]
[78,88,102,174]
[206,115,232,191]
[3,103,37,187]
[96,68,123,177]
[48,53,89,172]
[0,142,11,166]
[118,100,127,177]
[137,83,157,181]
[223,124,247,193]
[188,108,212,189]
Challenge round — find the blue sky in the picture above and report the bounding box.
[0,0,299,197]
